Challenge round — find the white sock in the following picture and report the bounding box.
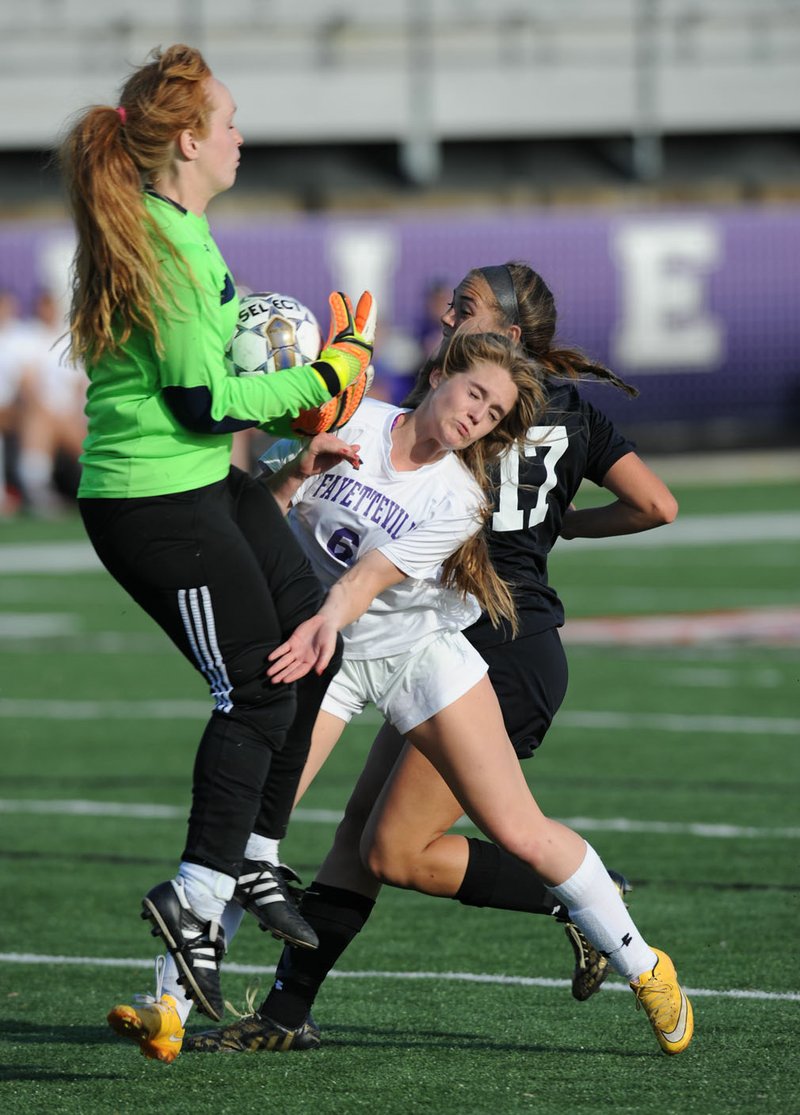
[244,833,280,864]
[160,954,195,1025]
[176,862,236,923]
[221,898,247,942]
[547,842,657,982]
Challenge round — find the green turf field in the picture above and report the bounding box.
[1,464,799,1114]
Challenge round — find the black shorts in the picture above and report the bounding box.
[78,467,333,870]
[79,467,323,689]
[477,626,569,760]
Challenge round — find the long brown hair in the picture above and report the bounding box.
[405,330,546,632]
[59,44,213,363]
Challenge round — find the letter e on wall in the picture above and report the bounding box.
[611,220,724,372]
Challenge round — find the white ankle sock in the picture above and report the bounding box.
[221,898,246,941]
[160,954,195,1025]
[176,862,235,923]
[244,833,280,863]
[547,842,657,981]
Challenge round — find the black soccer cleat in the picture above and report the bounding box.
[183,1012,321,1054]
[234,860,319,949]
[562,869,633,1002]
[141,879,226,1021]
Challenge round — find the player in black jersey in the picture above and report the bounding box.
[184,263,688,1057]
[459,262,678,760]
[443,263,678,996]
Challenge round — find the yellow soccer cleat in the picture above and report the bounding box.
[107,993,185,1064]
[631,949,694,1055]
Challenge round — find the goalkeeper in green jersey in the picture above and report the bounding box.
[59,43,374,1033]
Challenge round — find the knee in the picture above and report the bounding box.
[361,831,414,889]
[493,829,550,875]
[227,673,298,740]
[361,839,393,886]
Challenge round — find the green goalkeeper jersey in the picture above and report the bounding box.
[78,192,329,498]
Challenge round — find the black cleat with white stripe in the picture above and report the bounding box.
[141,879,226,1021]
[234,860,319,950]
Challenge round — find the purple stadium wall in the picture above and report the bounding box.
[2,204,798,449]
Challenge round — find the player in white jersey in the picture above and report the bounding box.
[266,263,678,1025]
[182,327,693,1059]
[264,393,492,728]
[15,290,87,512]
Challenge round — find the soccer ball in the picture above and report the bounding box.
[226,289,371,437]
[227,291,322,376]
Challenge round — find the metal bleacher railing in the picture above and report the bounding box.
[0,0,798,181]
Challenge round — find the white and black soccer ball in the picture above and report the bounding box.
[227,291,322,376]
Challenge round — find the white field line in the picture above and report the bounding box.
[4,610,800,648]
[0,511,798,575]
[561,607,800,647]
[1,698,798,737]
[563,512,800,549]
[0,698,213,719]
[0,541,101,573]
[557,710,800,735]
[0,798,797,840]
[0,613,79,636]
[0,951,796,1003]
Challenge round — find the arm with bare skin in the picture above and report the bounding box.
[560,451,678,540]
[265,432,362,513]
[267,549,406,683]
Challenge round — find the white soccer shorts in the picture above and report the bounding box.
[320,629,488,735]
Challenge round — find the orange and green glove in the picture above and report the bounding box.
[291,291,377,436]
[309,291,376,395]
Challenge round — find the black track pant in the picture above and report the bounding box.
[79,467,340,877]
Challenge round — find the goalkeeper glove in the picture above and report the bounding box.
[291,364,375,437]
[309,291,376,396]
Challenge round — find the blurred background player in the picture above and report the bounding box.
[0,288,37,514]
[15,289,86,514]
[414,277,453,358]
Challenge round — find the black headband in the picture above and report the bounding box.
[478,264,520,325]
